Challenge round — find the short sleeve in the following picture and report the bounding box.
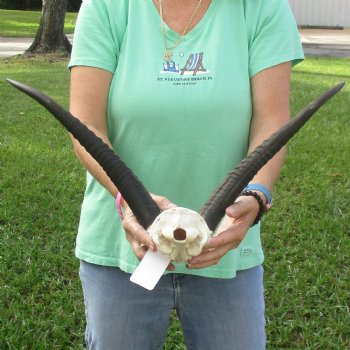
[246,0,304,78]
[68,0,129,73]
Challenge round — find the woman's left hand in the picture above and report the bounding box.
[187,195,261,269]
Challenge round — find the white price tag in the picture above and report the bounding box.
[130,250,171,290]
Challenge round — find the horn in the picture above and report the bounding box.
[200,82,345,231]
[7,79,160,229]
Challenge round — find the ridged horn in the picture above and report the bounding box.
[200,82,345,231]
[7,79,160,229]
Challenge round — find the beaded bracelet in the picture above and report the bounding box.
[240,190,265,226]
[244,184,272,204]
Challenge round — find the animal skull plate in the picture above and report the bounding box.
[148,207,211,263]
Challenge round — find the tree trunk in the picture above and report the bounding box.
[26,0,72,55]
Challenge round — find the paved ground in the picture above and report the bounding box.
[300,28,350,58]
[0,34,73,58]
[0,30,349,58]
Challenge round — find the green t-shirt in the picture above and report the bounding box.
[69,0,304,278]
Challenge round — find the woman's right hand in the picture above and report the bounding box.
[121,194,177,269]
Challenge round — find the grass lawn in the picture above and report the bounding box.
[0,10,77,37]
[0,56,349,349]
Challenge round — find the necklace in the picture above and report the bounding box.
[159,0,203,62]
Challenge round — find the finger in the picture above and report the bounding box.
[187,247,226,269]
[213,214,234,235]
[203,229,243,251]
[226,196,259,220]
[130,239,149,261]
[123,217,156,251]
[166,262,175,271]
[187,259,219,269]
[225,198,246,218]
[151,194,177,211]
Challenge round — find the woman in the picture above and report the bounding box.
[68,0,304,348]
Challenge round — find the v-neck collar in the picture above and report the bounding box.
[149,0,218,42]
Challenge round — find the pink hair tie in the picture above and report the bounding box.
[116,192,124,220]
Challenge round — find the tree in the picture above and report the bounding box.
[26,0,71,55]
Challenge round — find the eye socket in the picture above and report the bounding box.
[173,228,187,241]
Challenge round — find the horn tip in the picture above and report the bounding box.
[6,78,16,86]
[6,78,18,84]
[332,82,345,94]
[6,78,25,91]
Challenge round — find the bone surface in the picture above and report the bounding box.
[148,207,211,263]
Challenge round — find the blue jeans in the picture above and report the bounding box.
[79,261,266,350]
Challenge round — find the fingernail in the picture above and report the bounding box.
[149,243,156,252]
[226,208,234,217]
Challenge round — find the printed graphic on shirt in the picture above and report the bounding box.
[158,52,213,86]
[161,52,208,76]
